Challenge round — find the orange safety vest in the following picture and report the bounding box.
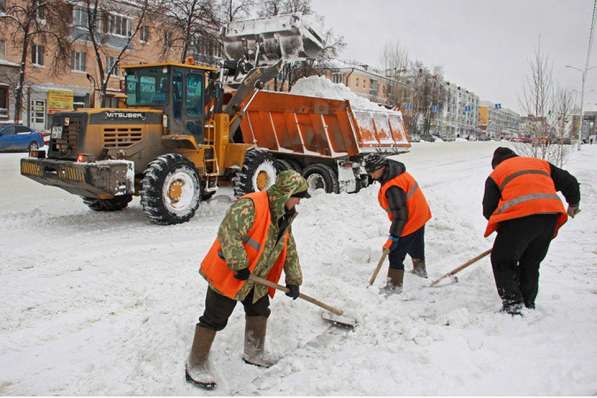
[199,191,289,299]
[378,172,432,237]
[484,157,567,237]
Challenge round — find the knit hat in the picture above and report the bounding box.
[491,147,517,169]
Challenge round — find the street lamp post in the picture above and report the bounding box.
[566,65,597,149]
[566,0,597,150]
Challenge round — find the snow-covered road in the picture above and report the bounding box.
[0,141,595,395]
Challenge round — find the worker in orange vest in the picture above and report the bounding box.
[483,147,580,315]
[364,153,432,293]
[185,170,310,390]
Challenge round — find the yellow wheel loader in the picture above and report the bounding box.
[21,13,410,225]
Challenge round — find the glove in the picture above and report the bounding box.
[234,268,251,280]
[285,284,300,300]
[567,205,580,218]
[383,234,400,252]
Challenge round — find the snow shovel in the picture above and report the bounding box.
[429,249,492,287]
[249,275,358,328]
[367,250,389,287]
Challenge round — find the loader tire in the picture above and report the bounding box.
[83,194,132,211]
[302,163,339,194]
[233,148,277,197]
[140,153,201,225]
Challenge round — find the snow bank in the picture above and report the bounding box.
[1,142,596,395]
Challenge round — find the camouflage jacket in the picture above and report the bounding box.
[213,170,308,303]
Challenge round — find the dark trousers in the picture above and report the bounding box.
[388,226,425,270]
[491,213,557,309]
[198,287,271,331]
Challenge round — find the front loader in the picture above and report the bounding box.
[21,13,410,225]
[21,13,326,225]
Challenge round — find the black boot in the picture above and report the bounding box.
[411,258,428,278]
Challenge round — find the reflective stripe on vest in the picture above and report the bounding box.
[406,182,419,200]
[495,192,562,214]
[218,237,261,260]
[484,157,567,237]
[378,172,431,237]
[199,191,289,299]
[498,169,549,192]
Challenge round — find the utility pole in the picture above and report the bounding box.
[569,0,597,150]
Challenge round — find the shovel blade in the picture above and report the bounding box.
[321,311,358,329]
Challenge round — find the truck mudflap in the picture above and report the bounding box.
[20,158,135,199]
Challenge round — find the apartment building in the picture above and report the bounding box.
[479,101,520,138]
[0,0,221,130]
[434,81,479,140]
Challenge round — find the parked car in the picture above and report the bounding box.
[0,124,45,152]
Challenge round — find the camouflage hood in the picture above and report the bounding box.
[267,170,309,220]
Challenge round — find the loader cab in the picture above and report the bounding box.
[123,62,217,142]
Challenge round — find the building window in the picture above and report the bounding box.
[0,40,5,59]
[31,43,44,66]
[73,7,88,27]
[140,25,149,42]
[107,56,119,75]
[36,5,45,20]
[71,51,86,71]
[108,14,131,37]
[331,73,342,84]
[164,31,172,47]
[0,86,8,120]
[30,99,46,126]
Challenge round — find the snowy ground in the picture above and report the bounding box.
[0,141,596,395]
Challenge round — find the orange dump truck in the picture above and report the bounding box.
[234,90,410,194]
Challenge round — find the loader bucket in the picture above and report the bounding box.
[237,91,411,158]
[223,13,325,64]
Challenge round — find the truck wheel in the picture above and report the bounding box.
[274,158,293,172]
[83,194,132,211]
[302,163,339,194]
[140,154,201,225]
[234,148,277,197]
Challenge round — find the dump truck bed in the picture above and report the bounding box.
[238,91,410,158]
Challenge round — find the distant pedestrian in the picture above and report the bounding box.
[483,147,580,315]
[364,153,432,293]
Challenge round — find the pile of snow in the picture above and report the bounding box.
[290,75,398,114]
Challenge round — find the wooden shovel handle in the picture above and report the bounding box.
[429,248,492,287]
[368,250,389,286]
[249,274,344,316]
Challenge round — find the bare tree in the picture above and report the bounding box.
[76,0,155,106]
[516,39,573,163]
[257,0,283,17]
[157,0,219,63]
[0,0,72,122]
[399,61,446,140]
[548,86,576,166]
[220,0,254,23]
[282,0,311,14]
[379,40,409,106]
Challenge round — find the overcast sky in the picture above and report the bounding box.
[311,0,597,114]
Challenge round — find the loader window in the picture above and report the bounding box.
[125,67,169,107]
[185,73,203,117]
